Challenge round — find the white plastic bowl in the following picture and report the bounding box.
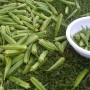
[66,16,90,58]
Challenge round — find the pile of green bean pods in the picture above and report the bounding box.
[0,0,68,89]
[72,26,90,51]
[0,0,87,90]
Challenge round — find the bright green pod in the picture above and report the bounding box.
[72,68,89,90]
[16,4,26,9]
[12,53,24,65]
[23,57,34,74]
[80,33,88,45]
[38,50,48,62]
[7,58,23,76]
[31,43,38,57]
[30,77,47,90]
[54,35,66,41]
[33,16,39,27]
[5,25,11,36]
[12,33,28,40]
[11,10,27,15]
[55,41,64,53]
[32,10,48,20]
[61,40,68,51]
[24,45,32,64]
[61,0,76,6]
[46,57,65,72]
[39,39,58,51]
[37,7,52,15]
[9,76,30,89]
[44,0,58,15]
[24,35,38,46]
[13,25,28,30]
[30,58,48,72]
[0,45,27,50]
[4,50,23,56]
[54,13,63,37]
[4,56,11,80]
[79,39,85,47]
[0,22,17,25]
[40,17,52,31]
[17,34,29,44]
[8,12,23,25]
[1,32,17,45]
[75,0,81,9]
[1,25,6,45]
[22,20,38,32]
[67,9,78,19]
[25,0,36,10]
[17,15,31,22]
[65,6,69,15]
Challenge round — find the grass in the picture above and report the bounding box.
[2,0,90,90]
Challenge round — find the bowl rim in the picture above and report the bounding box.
[66,16,90,54]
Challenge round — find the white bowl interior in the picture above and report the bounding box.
[66,16,90,58]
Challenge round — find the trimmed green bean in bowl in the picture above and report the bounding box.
[66,16,90,58]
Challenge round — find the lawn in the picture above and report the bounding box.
[1,0,90,90]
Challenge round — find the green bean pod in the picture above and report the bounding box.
[39,39,58,51]
[80,33,88,45]
[61,40,68,51]
[55,42,64,53]
[5,25,11,36]
[46,57,65,72]
[37,7,52,15]
[32,10,48,20]
[17,15,31,22]
[40,17,52,31]
[22,20,38,32]
[9,76,30,89]
[33,16,39,27]
[12,53,24,65]
[67,9,78,19]
[4,50,23,56]
[0,45,27,50]
[61,0,76,6]
[44,0,58,15]
[24,35,38,46]
[23,57,34,74]
[17,34,29,44]
[4,56,11,80]
[31,43,38,57]
[30,58,48,72]
[75,0,80,9]
[54,35,66,41]
[38,50,48,62]
[11,10,27,15]
[8,12,23,25]
[7,58,23,76]
[30,77,47,90]
[65,6,69,15]
[79,39,85,47]
[54,13,63,37]
[1,32,17,45]
[72,68,89,90]
[13,25,28,30]
[24,45,32,64]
